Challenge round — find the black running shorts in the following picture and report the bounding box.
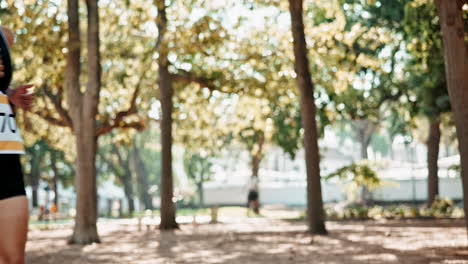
[0,154,26,200]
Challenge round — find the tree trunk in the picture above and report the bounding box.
[250,133,264,185]
[29,149,41,208]
[65,0,82,124]
[30,158,40,208]
[427,117,441,207]
[132,145,153,210]
[354,119,376,204]
[389,140,395,160]
[360,139,369,160]
[123,180,135,214]
[197,182,204,209]
[122,171,135,214]
[288,0,327,235]
[118,199,123,218]
[274,152,280,171]
[51,150,59,207]
[107,199,112,217]
[121,152,136,214]
[251,156,261,179]
[32,186,39,208]
[110,144,136,214]
[355,119,375,160]
[70,128,99,244]
[156,0,178,230]
[68,0,101,244]
[251,143,263,179]
[159,55,177,229]
[435,0,468,239]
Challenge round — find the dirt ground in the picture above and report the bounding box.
[26,218,468,264]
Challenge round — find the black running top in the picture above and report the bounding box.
[0,29,12,93]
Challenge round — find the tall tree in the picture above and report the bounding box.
[66,0,101,244]
[3,0,152,244]
[402,0,451,206]
[155,0,178,230]
[153,0,237,230]
[288,0,327,234]
[434,0,468,236]
[65,0,146,244]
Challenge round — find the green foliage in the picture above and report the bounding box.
[97,127,161,208]
[326,161,383,202]
[313,1,406,150]
[183,152,214,185]
[386,106,413,141]
[307,1,337,26]
[271,102,302,159]
[238,126,265,155]
[402,0,450,119]
[0,1,9,16]
[0,0,153,157]
[325,199,463,220]
[2,0,466,223]
[429,196,455,217]
[24,139,74,188]
[97,135,131,186]
[343,206,369,219]
[339,0,408,30]
[327,161,381,189]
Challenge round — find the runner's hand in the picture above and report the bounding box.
[7,84,34,111]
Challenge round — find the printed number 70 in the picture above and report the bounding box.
[0,113,16,133]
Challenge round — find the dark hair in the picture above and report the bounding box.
[0,29,12,93]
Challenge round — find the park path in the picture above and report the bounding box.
[26,218,468,264]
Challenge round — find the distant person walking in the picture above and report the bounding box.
[246,177,260,216]
[0,26,34,264]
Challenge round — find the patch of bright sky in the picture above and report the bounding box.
[193,0,290,38]
[148,99,161,121]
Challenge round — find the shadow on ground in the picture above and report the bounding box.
[26,219,468,264]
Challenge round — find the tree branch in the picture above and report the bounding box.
[98,150,123,178]
[171,69,216,91]
[95,70,147,137]
[96,120,145,137]
[42,84,73,128]
[32,110,71,127]
[111,143,126,166]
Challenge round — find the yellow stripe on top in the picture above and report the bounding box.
[0,95,8,104]
[0,140,25,151]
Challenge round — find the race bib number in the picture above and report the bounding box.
[0,92,24,154]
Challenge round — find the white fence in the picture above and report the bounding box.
[204,177,463,206]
